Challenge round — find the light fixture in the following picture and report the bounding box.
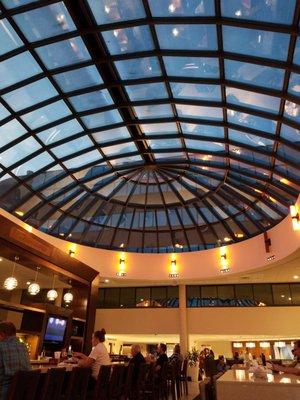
[4,256,19,291]
[104,279,109,283]
[260,342,270,348]
[28,267,40,295]
[169,256,179,278]
[63,291,73,304]
[245,342,256,348]
[233,342,243,348]
[235,233,244,239]
[116,253,126,277]
[293,275,299,280]
[220,247,230,273]
[47,275,58,301]
[267,255,275,261]
[290,205,300,230]
[69,249,75,257]
[15,210,24,217]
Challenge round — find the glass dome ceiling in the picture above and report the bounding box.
[0,0,299,253]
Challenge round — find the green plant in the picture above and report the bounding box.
[187,347,199,367]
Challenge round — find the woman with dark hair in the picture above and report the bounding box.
[74,328,110,382]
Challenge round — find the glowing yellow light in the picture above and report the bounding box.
[15,210,24,216]
[24,224,33,233]
[280,178,290,185]
[220,246,230,273]
[117,252,126,277]
[68,244,77,257]
[254,189,262,194]
[290,205,300,230]
[235,233,244,238]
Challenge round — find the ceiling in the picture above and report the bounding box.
[0,0,299,253]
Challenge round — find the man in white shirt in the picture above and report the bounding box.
[272,340,300,375]
[74,329,111,381]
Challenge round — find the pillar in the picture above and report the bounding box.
[179,284,188,357]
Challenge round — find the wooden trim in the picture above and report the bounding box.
[83,275,99,354]
[0,215,97,284]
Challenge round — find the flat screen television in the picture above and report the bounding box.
[44,316,67,343]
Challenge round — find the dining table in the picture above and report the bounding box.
[216,368,300,400]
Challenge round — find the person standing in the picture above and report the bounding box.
[0,322,31,400]
[129,344,145,384]
[155,343,168,372]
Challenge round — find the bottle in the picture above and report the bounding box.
[67,345,72,358]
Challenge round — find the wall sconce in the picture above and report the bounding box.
[69,249,75,257]
[290,205,300,230]
[169,257,179,279]
[220,247,230,273]
[116,254,126,277]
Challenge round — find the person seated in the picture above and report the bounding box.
[155,343,168,373]
[73,328,110,388]
[233,352,240,364]
[216,355,226,373]
[271,340,300,376]
[168,344,183,366]
[0,322,31,400]
[129,344,145,384]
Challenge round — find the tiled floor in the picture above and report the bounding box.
[176,382,200,400]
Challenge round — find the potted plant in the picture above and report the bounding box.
[187,347,200,382]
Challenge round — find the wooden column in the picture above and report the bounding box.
[83,274,100,354]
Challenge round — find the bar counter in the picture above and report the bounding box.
[216,369,300,400]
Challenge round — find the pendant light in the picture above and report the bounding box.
[63,280,73,304]
[28,267,40,295]
[3,256,19,291]
[47,275,58,301]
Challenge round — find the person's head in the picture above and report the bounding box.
[0,322,16,341]
[173,344,180,355]
[92,328,106,347]
[131,344,141,357]
[218,355,224,361]
[293,340,300,358]
[157,343,167,354]
[234,352,239,358]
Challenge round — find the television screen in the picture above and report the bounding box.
[44,316,67,343]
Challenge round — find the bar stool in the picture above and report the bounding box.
[63,367,91,400]
[7,369,41,400]
[39,367,66,400]
[93,364,111,400]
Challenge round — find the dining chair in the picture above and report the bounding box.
[122,363,135,400]
[6,369,41,400]
[39,367,66,400]
[108,364,126,399]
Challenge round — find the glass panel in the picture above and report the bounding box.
[102,142,138,157]
[272,284,292,306]
[280,124,300,144]
[0,19,23,56]
[12,152,54,178]
[218,285,234,299]
[102,25,153,55]
[136,287,151,304]
[0,119,27,147]
[290,284,300,305]
[52,136,93,158]
[114,57,161,80]
[54,65,103,92]
[87,0,145,25]
[0,136,41,167]
[37,119,83,145]
[2,78,58,112]
[223,26,289,61]
[171,82,221,101]
[288,72,300,97]
[82,109,122,129]
[181,123,224,138]
[224,59,284,90]
[93,126,131,144]
[293,37,300,65]
[149,0,215,16]
[185,140,224,152]
[0,51,42,90]
[227,110,277,134]
[156,24,217,50]
[235,285,253,301]
[13,2,76,41]
[164,56,219,78]
[141,122,178,135]
[63,150,101,169]
[253,284,273,306]
[125,82,168,101]
[176,104,223,120]
[229,129,274,149]
[36,37,91,69]
[226,87,280,114]
[2,0,39,8]
[119,287,136,308]
[21,100,71,129]
[134,104,173,119]
[69,89,113,112]
[284,101,300,123]
[221,0,296,24]
[103,288,120,308]
[201,285,217,298]
[148,138,181,149]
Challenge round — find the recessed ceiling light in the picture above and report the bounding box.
[0,258,2,262]
[26,281,31,285]
[104,279,109,283]
[223,237,231,242]
[293,275,299,279]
